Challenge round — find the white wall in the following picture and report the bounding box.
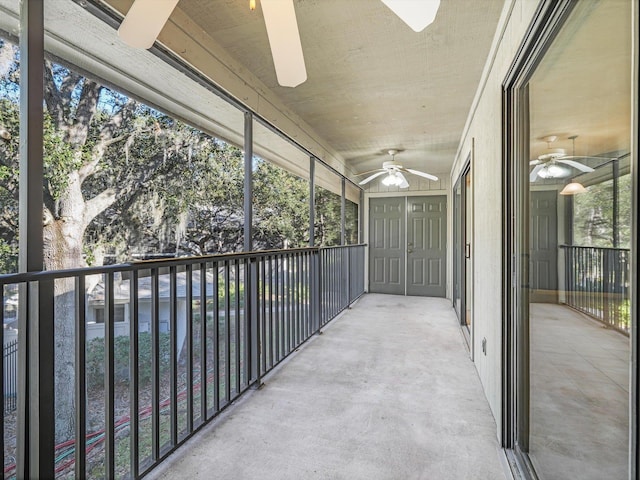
[450,0,545,439]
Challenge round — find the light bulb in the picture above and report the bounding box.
[382,173,402,186]
[250,0,256,10]
[538,163,570,179]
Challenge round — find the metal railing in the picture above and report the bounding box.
[319,245,365,327]
[3,339,17,414]
[562,245,630,333]
[0,244,365,479]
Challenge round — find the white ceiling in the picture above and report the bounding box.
[529,0,631,162]
[103,0,505,182]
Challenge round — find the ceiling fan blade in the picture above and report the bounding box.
[359,171,387,185]
[405,168,439,181]
[530,159,542,166]
[530,164,544,182]
[396,171,410,189]
[118,0,179,49]
[380,0,441,32]
[557,159,595,172]
[355,168,385,176]
[261,0,307,88]
[559,155,615,161]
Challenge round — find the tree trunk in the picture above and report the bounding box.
[44,219,84,443]
[43,174,89,444]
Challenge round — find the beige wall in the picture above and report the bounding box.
[450,0,545,439]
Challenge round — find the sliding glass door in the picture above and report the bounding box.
[504,1,636,478]
[453,162,472,344]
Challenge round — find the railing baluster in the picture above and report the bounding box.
[213,262,220,413]
[186,264,194,435]
[199,262,207,422]
[244,259,251,388]
[295,253,300,345]
[225,261,231,403]
[235,260,241,394]
[269,256,275,367]
[303,253,308,340]
[288,254,292,351]
[0,287,4,480]
[261,257,267,374]
[105,272,116,479]
[169,266,178,448]
[130,270,140,479]
[151,267,160,461]
[74,275,87,480]
[275,256,280,362]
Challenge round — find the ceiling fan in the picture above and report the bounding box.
[117,0,441,88]
[529,135,612,182]
[357,150,438,189]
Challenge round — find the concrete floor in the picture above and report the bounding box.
[148,293,507,480]
[530,304,630,480]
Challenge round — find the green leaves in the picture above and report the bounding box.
[43,113,80,200]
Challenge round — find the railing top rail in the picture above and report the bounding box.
[560,244,630,252]
[0,246,321,285]
[318,244,367,250]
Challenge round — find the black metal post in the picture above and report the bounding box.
[17,2,53,478]
[250,258,262,388]
[612,159,619,248]
[359,189,364,244]
[244,112,253,252]
[341,178,346,245]
[309,157,316,247]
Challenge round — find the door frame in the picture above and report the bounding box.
[502,0,639,478]
[453,156,473,351]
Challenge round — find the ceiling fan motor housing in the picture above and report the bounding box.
[382,160,402,170]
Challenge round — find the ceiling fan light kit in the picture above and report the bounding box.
[537,163,571,179]
[357,149,437,188]
[381,172,407,188]
[529,134,600,182]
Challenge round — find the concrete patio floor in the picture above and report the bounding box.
[529,303,630,480]
[148,293,508,480]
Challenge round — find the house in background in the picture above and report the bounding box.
[85,270,217,348]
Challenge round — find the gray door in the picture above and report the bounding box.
[407,196,447,297]
[530,190,558,303]
[369,197,405,294]
[369,196,446,297]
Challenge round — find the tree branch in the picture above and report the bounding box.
[67,80,101,147]
[83,188,117,228]
[78,101,135,184]
[43,61,64,128]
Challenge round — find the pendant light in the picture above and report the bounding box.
[560,182,587,195]
[559,135,587,195]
